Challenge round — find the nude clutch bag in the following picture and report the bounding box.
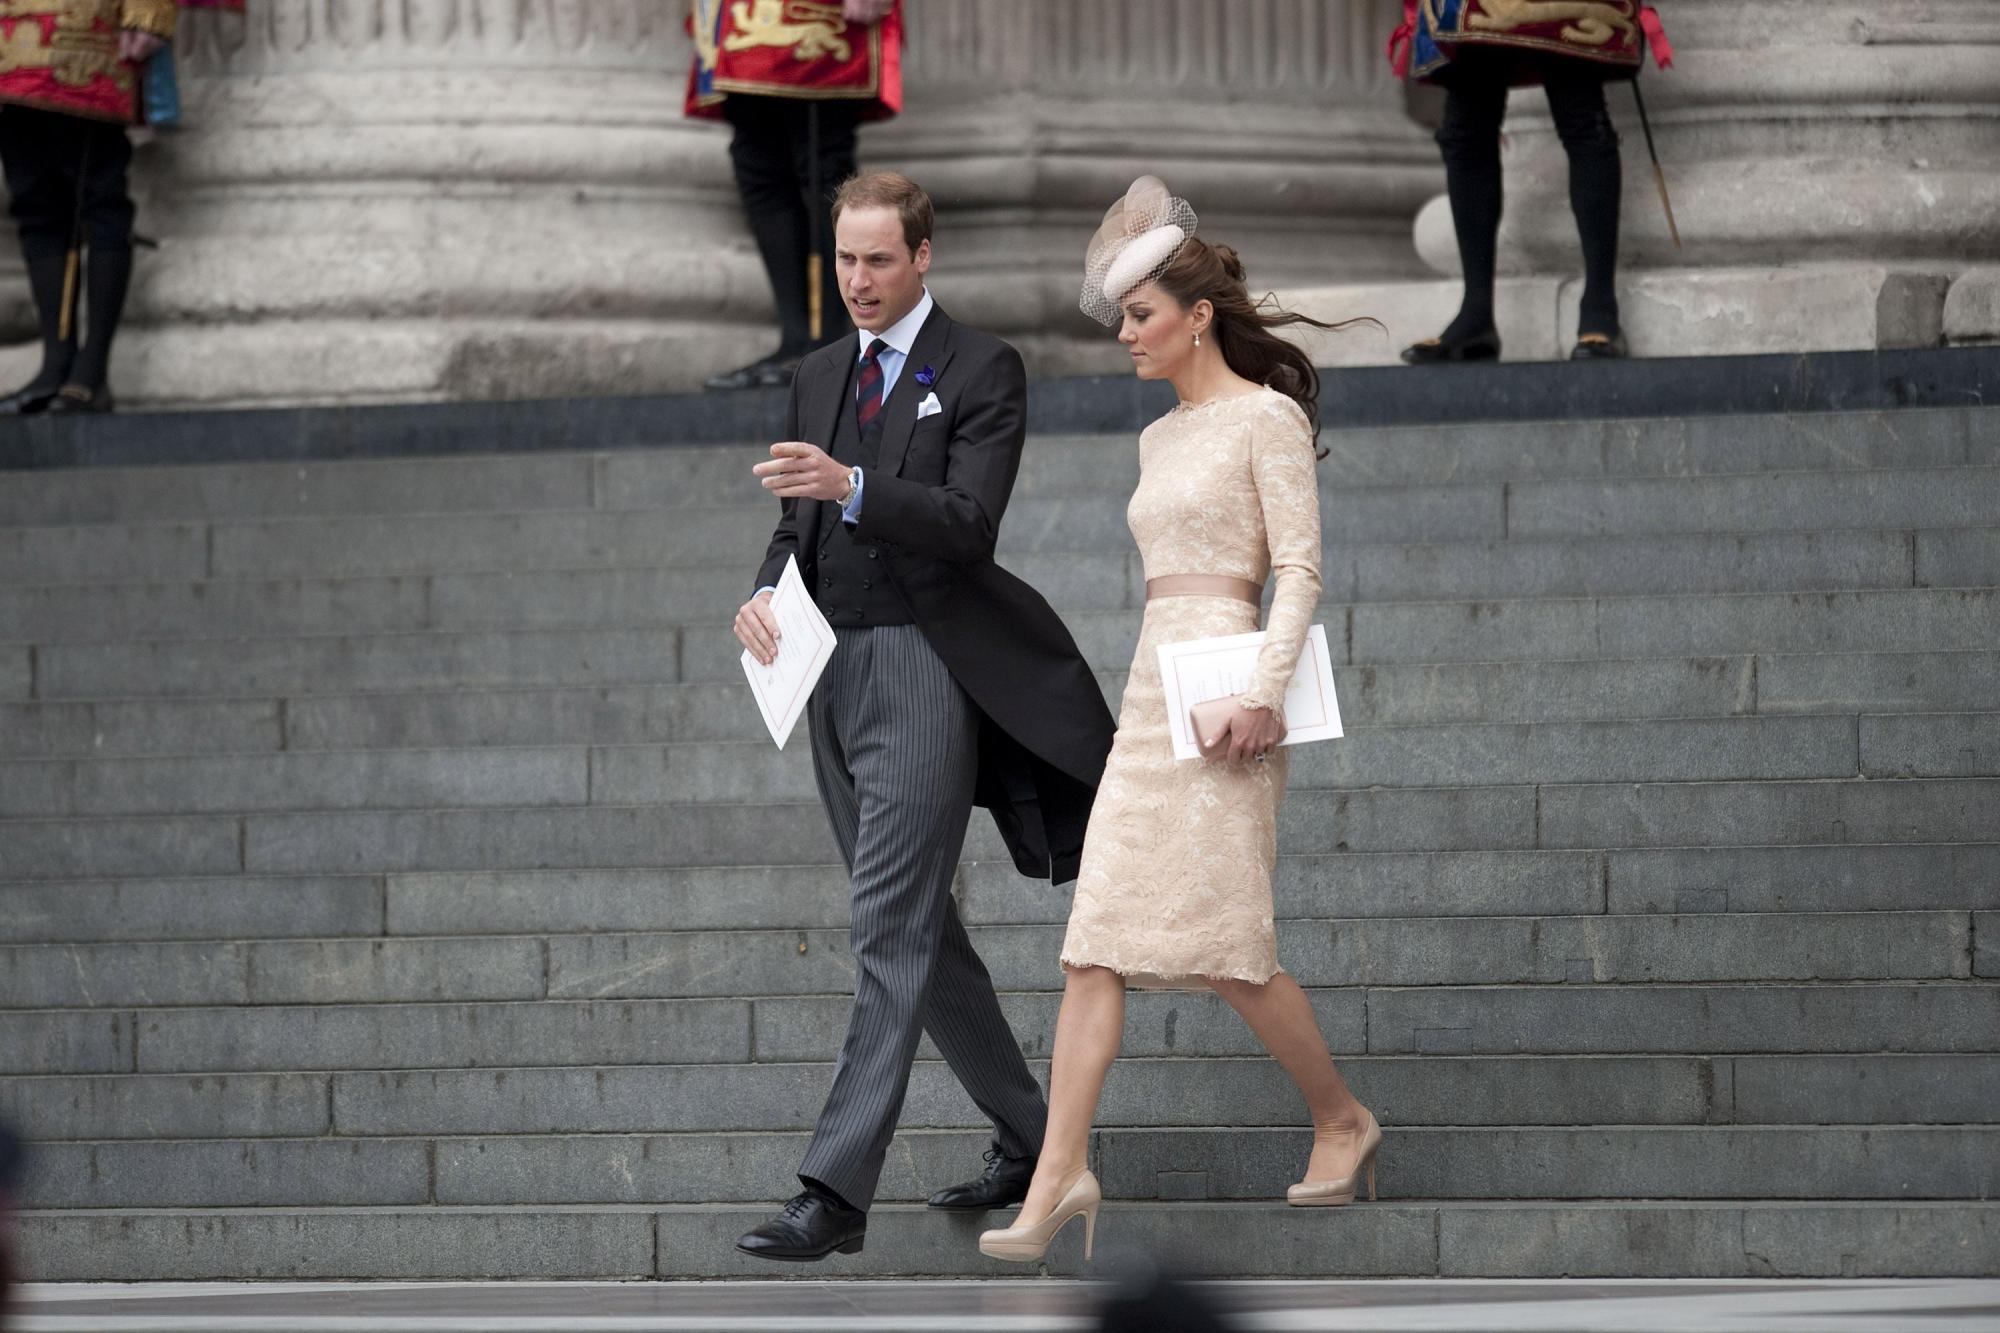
[1189,695,1240,760]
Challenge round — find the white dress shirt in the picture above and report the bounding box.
[843,286,935,522]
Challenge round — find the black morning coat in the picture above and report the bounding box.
[753,303,1116,883]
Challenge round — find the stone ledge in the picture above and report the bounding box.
[2,345,1998,473]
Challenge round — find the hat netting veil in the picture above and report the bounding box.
[1079,175,1199,327]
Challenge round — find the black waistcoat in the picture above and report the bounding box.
[814,363,913,627]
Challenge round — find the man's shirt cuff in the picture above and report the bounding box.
[841,468,865,524]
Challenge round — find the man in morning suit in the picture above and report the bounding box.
[731,171,1115,1262]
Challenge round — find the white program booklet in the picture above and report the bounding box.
[1157,624,1342,762]
[740,554,837,750]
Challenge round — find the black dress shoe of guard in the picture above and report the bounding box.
[1401,325,1502,365]
[735,1188,866,1262]
[928,1146,1038,1211]
[1570,330,1630,360]
[705,351,803,392]
[0,379,62,415]
[41,384,113,415]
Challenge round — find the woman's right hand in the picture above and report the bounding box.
[1209,704,1287,765]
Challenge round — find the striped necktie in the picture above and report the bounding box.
[855,340,885,432]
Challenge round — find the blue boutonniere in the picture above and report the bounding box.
[913,364,937,389]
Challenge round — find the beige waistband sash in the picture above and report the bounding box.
[1145,575,1263,607]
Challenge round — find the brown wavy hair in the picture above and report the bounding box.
[1153,238,1379,457]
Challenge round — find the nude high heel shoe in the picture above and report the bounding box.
[978,1168,1100,1262]
[1286,1109,1381,1207]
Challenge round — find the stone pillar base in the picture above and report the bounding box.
[1283,265,1964,366]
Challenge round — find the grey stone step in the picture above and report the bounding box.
[1524,777,2000,852]
[11,841,1997,947]
[1334,588,2000,671]
[0,874,385,943]
[0,520,208,585]
[11,713,1958,819]
[594,407,1994,506]
[8,653,2000,759]
[31,463,1970,590]
[12,1053,1993,1145]
[13,1199,2000,1281]
[0,910,1968,1011]
[535,910,1968,1000]
[1360,983,2000,1057]
[1507,467,2000,541]
[186,487,1488,583]
[0,934,548,1008]
[33,627,685,700]
[0,452,599,529]
[11,999,749,1076]
[0,746,592,818]
[23,588,2000,700]
[0,644,26,700]
[0,529,1953,635]
[299,1053,1987,1137]
[1603,843,2000,916]
[751,985,2000,1065]
[3,406,1988,536]
[0,697,285,759]
[7,775,1996,881]
[10,982,1992,1078]
[18,1124,1997,1211]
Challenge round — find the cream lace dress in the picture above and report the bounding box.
[1059,387,1323,988]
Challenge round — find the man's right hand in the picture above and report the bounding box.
[842,0,894,22]
[735,590,781,666]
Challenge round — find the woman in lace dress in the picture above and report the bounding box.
[980,180,1383,1262]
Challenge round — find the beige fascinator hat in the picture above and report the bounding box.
[1080,176,1199,327]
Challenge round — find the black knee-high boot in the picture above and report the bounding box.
[1409,70,1509,361]
[0,235,77,412]
[65,240,131,399]
[1545,72,1624,339]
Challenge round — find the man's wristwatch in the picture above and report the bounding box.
[839,466,861,507]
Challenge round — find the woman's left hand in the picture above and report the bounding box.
[1218,705,1287,765]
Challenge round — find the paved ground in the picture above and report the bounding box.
[12,1279,2000,1332]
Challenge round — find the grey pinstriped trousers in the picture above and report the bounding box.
[797,624,1049,1211]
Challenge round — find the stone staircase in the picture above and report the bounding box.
[1,400,1997,1281]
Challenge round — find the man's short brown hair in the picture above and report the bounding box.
[832,172,934,255]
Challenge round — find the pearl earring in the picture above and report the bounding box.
[1194,332,1202,348]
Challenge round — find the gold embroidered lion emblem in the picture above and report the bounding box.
[723,0,853,63]
[1468,0,1635,48]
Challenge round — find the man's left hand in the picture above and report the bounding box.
[755,442,852,502]
[119,28,164,63]
[842,0,894,23]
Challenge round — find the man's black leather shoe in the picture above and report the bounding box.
[735,1188,866,1262]
[927,1146,1037,1211]
[705,351,801,392]
[41,384,113,415]
[0,380,61,415]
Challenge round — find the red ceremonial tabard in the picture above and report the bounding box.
[0,0,179,124]
[685,0,903,122]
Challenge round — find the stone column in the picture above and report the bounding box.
[873,0,1443,376]
[1392,0,2000,358]
[110,0,767,407]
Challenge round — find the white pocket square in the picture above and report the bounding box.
[916,392,943,419]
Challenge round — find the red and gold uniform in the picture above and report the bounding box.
[1391,0,1671,84]
[0,0,178,125]
[686,0,902,122]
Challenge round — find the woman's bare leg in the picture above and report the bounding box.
[1013,963,1126,1224]
[1208,972,1371,1182]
